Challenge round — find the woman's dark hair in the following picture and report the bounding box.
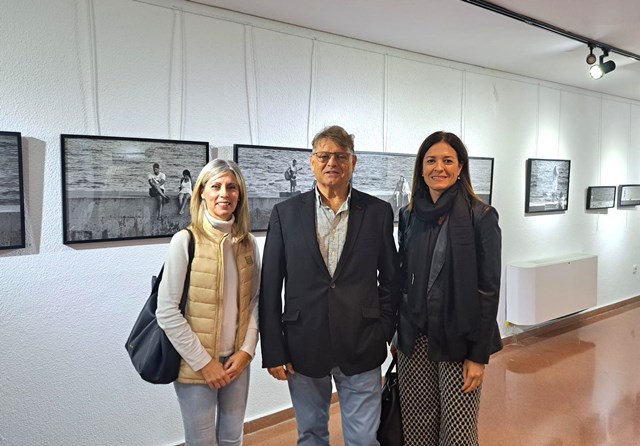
[182,169,191,177]
[408,131,477,210]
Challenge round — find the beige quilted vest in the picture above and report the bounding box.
[177,224,256,384]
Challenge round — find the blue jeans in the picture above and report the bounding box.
[174,359,250,446]
[288,366,382,446]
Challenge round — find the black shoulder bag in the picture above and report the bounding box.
[377,356,404,446]
[125,229,195,384]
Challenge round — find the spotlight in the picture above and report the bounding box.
[586,44,597,65]
[589,49,616,79]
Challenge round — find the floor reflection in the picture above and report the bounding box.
[479,302,640,445]
[244,301,640,445]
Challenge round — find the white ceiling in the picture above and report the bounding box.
[187,0,640,102]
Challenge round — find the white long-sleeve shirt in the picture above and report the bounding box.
[156,213,260,372]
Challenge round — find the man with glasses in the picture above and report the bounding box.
[260,125,399,445]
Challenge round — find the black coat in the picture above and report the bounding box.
[396,196,502,364]
[259,188,400,378]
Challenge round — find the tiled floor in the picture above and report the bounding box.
[244,302,640,445]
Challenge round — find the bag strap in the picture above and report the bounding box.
[385,356,398,379]
[178,228,195,315]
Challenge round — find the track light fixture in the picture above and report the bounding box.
[586,44,596,65]
[461,1,638,80]
[589,48,616,80]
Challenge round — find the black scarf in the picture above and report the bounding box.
[414,182,480,339]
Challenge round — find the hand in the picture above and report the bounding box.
[461,359,485,393]
[223,351,252,382]
[200,359,232,390]
[268,363,295,381]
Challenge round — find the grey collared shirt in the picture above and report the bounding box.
[315,187,351,277]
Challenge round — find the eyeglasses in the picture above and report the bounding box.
[311,152,353,163]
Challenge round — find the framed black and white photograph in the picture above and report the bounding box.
[618,184,640,207]
[525,158,571,214]
[234,144,313,232]
[586,186,616,210]
[235,145,419,231]
[352,151,415,219]
[469,156,494,205]
[0,131,26,250]
[61,134,209,244]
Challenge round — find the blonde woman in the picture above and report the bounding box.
[157,159,260,446]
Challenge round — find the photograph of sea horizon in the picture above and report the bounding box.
[353,151,415,219]
[62,135,208,243]
[618,184,640,207]
[526,158,571,213]
[587,186,616,209]
[235,145,420,229]
[236,144,498,230]
[0,131,25,249]
[469,156,494,205]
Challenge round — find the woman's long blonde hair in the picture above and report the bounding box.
[189,159,250,243]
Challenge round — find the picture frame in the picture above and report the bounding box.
[234,144,312,232]
[469,156,494,205]
[618,184,640,207]
[525,158,571,214]
[586,186,616,210]
[351,151,415,220]
[234,144,418,231]
[61,134,209,244]
[0,131,26,250]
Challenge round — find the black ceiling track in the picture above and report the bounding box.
[461,0,640,61]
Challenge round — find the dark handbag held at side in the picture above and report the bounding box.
[377,356,404,446]
[125,228,195,384]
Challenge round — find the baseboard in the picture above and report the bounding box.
[501,294,640,345]
[244,392,338,435]
[243,406,295,435]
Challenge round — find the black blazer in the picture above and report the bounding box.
[396,197,502,364]
[259,188,400,378]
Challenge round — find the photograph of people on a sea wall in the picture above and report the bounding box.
[0,131,25,250]
[351,151,415,220]
[234,144,312,231]
[235,144,498,230]
[61,134,209,244]
[236,144,421,230]
[525,158,571,214]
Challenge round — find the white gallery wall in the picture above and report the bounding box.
[0,0,639,444]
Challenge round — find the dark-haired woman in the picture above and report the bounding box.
[395,131,502,445]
